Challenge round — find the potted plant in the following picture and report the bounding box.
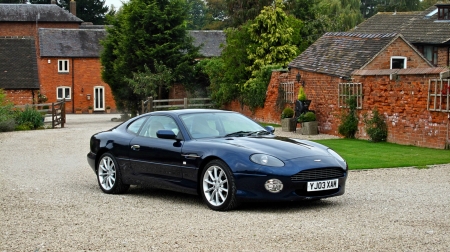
[295,86,311,116]
[88,106,93,114]
[298,111,318,135]
[75,107,82,114]
[281,107,296,132]
[106,106,111,113]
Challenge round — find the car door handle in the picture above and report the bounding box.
[131,145,140,151]
[182,153,200,158]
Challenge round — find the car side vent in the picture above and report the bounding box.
[291,168,345,182]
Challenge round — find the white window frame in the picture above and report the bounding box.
[390,56,407,69]
[58,59,69,73]
[57,86,71,100]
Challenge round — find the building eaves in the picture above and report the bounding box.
[352,67,448,76]
[0,4,83,23]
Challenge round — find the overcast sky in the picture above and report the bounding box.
[105,0,126,10]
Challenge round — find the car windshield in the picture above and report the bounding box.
[180,112,268,139]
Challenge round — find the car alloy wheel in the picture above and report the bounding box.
[97,153,129,194]
[201,160,237,211]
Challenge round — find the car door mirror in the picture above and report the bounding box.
[156,130,178,140]
[264,126,275,134]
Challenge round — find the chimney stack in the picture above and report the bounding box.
[70,0,76,17]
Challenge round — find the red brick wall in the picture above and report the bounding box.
[3,89,34,105]
[437,47,449,67]
[225,69,449,149]
[352,74,448,149]
[38,57,116,113]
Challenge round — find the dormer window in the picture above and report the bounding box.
[391,56,407,69]
[437,4,450,20]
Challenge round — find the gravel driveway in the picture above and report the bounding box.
[1,114,449,251]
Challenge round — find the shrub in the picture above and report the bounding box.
[0,89,16,132]
[0,118,16,132]
[281,107,294,119]
[298,111,316,122]
[15,106,44,130]
[338,96,358,138]
[364,107,388,142]
[297,86,307,101]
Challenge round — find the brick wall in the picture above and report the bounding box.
[224,69,449,149]
[3,89,34,105]
[38,57,116,113]
[437,46,449,67]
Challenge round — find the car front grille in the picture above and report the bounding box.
[291,168,345,182]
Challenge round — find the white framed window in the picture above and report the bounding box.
[390,56,407,69]
[58,59,69,73]
[57,86,71,100]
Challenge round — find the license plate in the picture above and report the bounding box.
[307,179,338,192]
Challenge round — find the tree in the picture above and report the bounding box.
[377,0,421,12]
[187,0,207,30]
[100,0,200,114]
[59,0,109,25]
[225,0,273,27]
[246,0,299,75]
[125,62,174,99]
[203,0,229,29]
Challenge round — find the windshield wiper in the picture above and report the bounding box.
[248,130,271,136]
[224,130,270,137]
[224,131,252,137]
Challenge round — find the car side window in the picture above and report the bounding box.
[138,115,179,138]
[126,117,148,135]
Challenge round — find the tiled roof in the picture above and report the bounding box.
[39,28,106,57]
[0,37,39,89]
[0,4,83,23]
[352,6,450,44]
[188,30,225,57]
[288,32,400,77]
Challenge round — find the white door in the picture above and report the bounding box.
[94,86,105,111]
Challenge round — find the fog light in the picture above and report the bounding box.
[264,179,283,193]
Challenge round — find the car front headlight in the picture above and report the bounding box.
[250,154,284,167]
[327,148,346,163]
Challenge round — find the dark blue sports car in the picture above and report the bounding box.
[87,109,347,211]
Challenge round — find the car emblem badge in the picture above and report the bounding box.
[314,159,321,162]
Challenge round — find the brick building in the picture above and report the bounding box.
[227,32,450,149]
[0,4,82,106]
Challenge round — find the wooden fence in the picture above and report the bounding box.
[15,99,66,128]
[142,97,213,114]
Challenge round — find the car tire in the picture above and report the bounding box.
[97,153,130,194]
[201,159,238,211]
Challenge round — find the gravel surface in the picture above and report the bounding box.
[1,114,449,251]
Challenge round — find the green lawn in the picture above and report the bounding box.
[313,139,450,170]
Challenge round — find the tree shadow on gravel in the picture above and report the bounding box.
[236,199,344,213]
[127,185,204,208]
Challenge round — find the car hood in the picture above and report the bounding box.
[204,136,331,161]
